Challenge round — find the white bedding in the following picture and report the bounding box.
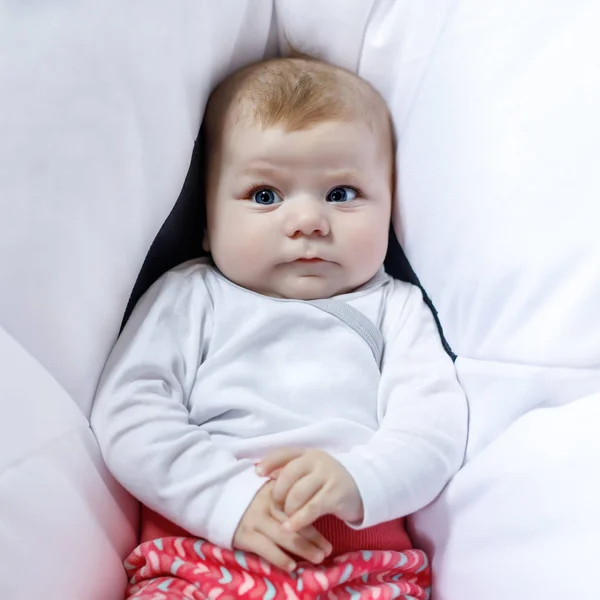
[1,1,599,598]
[0,325,135,599]
[0,1,274,597]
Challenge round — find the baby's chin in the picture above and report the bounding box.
[220,265,368,300]
[261,274,358,301]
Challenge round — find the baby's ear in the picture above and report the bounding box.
[202,230,210,253]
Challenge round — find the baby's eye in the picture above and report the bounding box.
[252,188,283,205]
[326,186,359,203]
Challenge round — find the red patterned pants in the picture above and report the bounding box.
[124,536,431,600]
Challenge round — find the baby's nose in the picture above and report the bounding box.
[285,200,331,238]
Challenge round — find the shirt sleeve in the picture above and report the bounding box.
[90,264,268,549]
[333,281,468,528]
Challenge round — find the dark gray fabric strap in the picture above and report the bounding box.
[307,298,383,369]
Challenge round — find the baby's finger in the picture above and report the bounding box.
[262,518,326,566]
[298,524,333,557]
[256,448,304,477]
[238,532,297,572]
[271,506,332,557]
[284,475,322,516]
[284,491,328,533]
[266,467,282,480]
[272,458,313,505]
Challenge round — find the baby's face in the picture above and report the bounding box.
[205,119,393,299]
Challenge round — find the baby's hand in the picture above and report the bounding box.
[233,480,332,572]
[257,448,364,532]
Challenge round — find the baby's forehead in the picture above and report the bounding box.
[220,120,391,193]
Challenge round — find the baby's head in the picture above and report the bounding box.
[203,57,394,300]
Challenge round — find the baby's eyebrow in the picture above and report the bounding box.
[322,170,364,185]
[239,165,283,179]
[238,166,366,187]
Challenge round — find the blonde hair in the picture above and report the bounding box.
[204,56,391,136]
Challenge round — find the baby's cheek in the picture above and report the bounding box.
[220,226,273,276]
[350,220,388,261]
[236,229,272,260]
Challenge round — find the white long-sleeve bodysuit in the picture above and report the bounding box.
[91,259,467,549]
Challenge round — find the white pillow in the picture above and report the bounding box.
[279,0,600,598]
[0,0,275,418]
[0,326,136,600]
[0,3,274,600]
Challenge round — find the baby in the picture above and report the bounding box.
[92,57,468,600]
